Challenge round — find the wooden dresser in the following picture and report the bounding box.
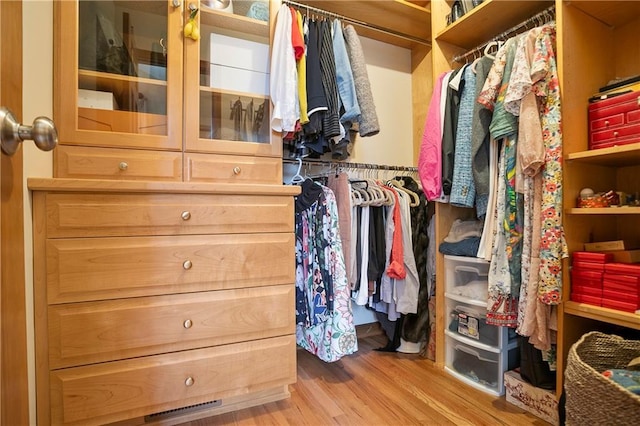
[29,178,299,425]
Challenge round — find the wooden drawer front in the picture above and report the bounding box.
[46,233,294,303]
[55,145,182,181]
[185,153,282,185]
[45,193,294,238]
[50,335,296,425]
[48,285,294,369]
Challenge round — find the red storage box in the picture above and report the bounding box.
[601,298,640,312]
[572,285,603,297]
[602,289,640,303]
[571,269,603,288]
[572,251,614,263]
[605,262,640,276]
[602,280,640,295]
[588,91,640,150]
[572,261,606,272]
[570,293,602,306]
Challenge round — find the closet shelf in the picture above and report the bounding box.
[564,301,640,330]
[290,0,431,49]
[567,207,640,215]
[200,8,269,39]
[569,0,640,28]
[566,143,640,167]
[435,0,552,49]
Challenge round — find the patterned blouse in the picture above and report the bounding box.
[295,180,358,362]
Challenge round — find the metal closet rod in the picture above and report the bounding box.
[281,0,430,46]
[452,4,556,63]
[283,158,418,172]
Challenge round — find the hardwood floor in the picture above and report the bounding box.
[180,332,551,426]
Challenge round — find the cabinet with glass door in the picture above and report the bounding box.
[53,0,281,184]
[183,0,282,184]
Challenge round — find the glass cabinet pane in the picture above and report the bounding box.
[77,1,169,135]
[185,0,277,156]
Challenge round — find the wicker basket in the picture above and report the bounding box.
[565,331,640,425]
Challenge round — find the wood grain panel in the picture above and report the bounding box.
[185,152,282,185]
[0,1,29,424]
[49,335,296,426]
[45,192,294,237]
[48,285,294,368]
[46,233,294,303]
[294,0,431,47]
[55,145,183,181]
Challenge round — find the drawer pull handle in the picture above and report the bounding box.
[233,166,242,175]
[183,319,193,329]
[181,211,191,221]
[119,161,128,171]
[183,260,193,270]
[614,131,619,137]
[604,120,609,127]
[185,377,195,387]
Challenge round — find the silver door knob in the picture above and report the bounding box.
[0,107,57,156]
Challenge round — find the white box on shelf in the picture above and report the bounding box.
[210,33,269,73]
[504,370,559,425]
[77,89,117,110]
[209,64,269,96]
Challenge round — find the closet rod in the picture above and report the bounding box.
[452,4,555,63]
[282,0,430,46]
[283,158,418,172]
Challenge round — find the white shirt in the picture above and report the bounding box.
[270,5,299,132]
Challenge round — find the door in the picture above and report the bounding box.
[0,1,29,424]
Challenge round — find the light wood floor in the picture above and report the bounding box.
[180,331,552,426]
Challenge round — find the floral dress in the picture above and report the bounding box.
[295,179,358,362]
[531,25,568,305]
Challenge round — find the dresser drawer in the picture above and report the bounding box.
[55,145,182,181]
[46,233,294,303]
[49,335,296,425]
[44,192,294,238]
[48,285,294,368]
[185,152,282,185]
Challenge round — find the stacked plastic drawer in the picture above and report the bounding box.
[443,255,519,396]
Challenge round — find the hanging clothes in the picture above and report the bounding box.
[270,4,298,133]
[295,179,358,362]
[397,177,434,350]
[343,25,380,137]
[418,71,447,201]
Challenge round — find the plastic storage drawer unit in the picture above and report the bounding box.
[444,334,519,396]
[445,298,516,347]
[444,255,489,303]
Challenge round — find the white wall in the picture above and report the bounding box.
[351,36,413,167]
[20,4,414,420]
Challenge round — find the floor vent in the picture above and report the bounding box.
[144,399,222,422]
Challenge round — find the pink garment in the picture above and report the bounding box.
[418,72,447,201]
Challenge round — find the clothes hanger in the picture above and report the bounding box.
[289,158,305,184]
[388,179,420,207]
[375,180,396,206]
[483,40,498,60]
[350,181,372,207]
